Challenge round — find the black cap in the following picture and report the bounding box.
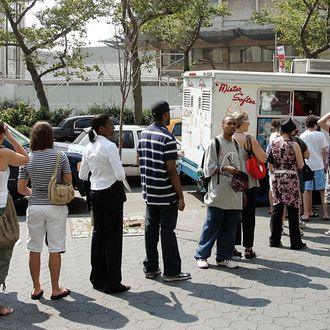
[280,118,296,133]
[151,101,170,118]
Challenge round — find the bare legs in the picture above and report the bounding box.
[303,190,328,219]
[29,251,68,297]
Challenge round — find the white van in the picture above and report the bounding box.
[178,70,330,201]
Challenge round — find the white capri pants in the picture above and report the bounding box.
[26,204,68,253]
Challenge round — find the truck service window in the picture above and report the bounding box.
[259,90,290,115]
[293,90,321,117]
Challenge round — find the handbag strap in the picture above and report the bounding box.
[244,135,253,158]
[51,153,61,180]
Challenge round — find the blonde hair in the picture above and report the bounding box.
[232,111,249,128]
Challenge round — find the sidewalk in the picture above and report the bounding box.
[1,188,330,329]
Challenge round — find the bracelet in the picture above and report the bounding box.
[220,166,226,173]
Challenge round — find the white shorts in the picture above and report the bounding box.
[26,204,68,253]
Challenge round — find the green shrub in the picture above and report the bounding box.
[142,110,152,125]
[50,108,73,126]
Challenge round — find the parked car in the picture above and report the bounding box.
[55,125,145,196]
[53,115,120,142]
[166,118,182,140]
[2,123,30,200]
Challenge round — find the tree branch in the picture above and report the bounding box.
[16,0,38,25]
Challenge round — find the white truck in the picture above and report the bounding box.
[177,69,330,202]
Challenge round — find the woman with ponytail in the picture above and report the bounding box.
[79,114,130,294]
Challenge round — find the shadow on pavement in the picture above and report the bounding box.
[40,291,128,329]
[117,290,198,323]
[161,281,270,308]
[238,257,329,290]
[0,292,49,329]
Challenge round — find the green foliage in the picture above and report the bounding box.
[143,0,230,56]
[49,108,73,126]
[0,99,72,134]
[86,104,152,125]
[252,0,330,58]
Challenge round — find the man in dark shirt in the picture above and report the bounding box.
[138,101,191,282]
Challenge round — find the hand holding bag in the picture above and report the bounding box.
[48,153,75,205]
[245,135,267,180]
[0,194,19,248]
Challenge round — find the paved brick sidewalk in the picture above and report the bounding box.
[1,189,330,329]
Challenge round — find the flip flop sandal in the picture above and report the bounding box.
[322,217,330,221]
[245,249,257,259]
[0,306,14,316]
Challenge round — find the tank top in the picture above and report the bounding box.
[0,167,10,208]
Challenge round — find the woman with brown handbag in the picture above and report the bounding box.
[0,121,29,316]
[18,122,72,301]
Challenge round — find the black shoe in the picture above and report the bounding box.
[104,284,131,294]
[269,242,282,248]
[145,268,161,279]
[290,243,307,250]
[163,272,192,282]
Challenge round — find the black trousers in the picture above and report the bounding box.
[144,203,181,276]
[269,202,303,249]
[236,187,257,248]
[90,182,125,289]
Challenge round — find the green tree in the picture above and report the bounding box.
[112,0,185,124]
[0,0,109,110]
[253,0,330,58]
[144,0,230,71]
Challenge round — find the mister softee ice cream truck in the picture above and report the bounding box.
[177,69,330,203]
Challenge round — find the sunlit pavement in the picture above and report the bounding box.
[1,184,330,329]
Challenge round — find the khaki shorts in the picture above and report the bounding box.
[27,204,68,253]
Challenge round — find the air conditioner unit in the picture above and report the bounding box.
[291,59,330,74]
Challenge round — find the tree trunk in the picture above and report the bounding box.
[130,42,143,124]
[184,50,190,72]
[26,59,50,110]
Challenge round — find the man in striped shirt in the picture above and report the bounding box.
[138,101,191,282]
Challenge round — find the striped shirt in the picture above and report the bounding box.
[138,123,178,205]
[19,149,71,205]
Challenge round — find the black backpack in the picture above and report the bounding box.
[198,138,221,192]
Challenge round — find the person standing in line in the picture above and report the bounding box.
[18,122,72,300]
[0,121,29,315]
[317,112,330,235]
[299,115,329,221]
[138,101,191,282]
[195,116,244,269]
[79,114,130,293]
[266,119,281,215]
[268,118,306,250]
[232,111,267,259]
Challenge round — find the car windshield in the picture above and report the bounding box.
[7,124,30,148]
[72,130,88,144]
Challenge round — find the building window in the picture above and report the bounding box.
[261,46,274,63]
[162,50,184,66]
[192,48,223,64]
[230,46,261,63]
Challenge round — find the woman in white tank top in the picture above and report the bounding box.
[0,121,29,316]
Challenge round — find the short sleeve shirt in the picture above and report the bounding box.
[138,123,178,205]
[19,149,71,205]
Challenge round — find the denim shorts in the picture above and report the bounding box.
[304,169,325,191]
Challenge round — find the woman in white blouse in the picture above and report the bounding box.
[79,114,130,294]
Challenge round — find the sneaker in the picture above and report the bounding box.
[145,268,161,279]
[163,272,192,282]
[216,259,239,269]
[196,259,209,269]
[299,220,307,229]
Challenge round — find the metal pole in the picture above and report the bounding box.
[274,31,278,72]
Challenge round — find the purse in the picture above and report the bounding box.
[245,135,267,180]
[48,153,75,205]
[302,163,314,182]
[0,194,19,248]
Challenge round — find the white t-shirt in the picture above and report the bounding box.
[299,130,329,171]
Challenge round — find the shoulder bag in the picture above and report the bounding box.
[48,153,75,205]
[245,135,267,180]
[0,194,19,247]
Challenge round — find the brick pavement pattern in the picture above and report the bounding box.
[1,188,330,330]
